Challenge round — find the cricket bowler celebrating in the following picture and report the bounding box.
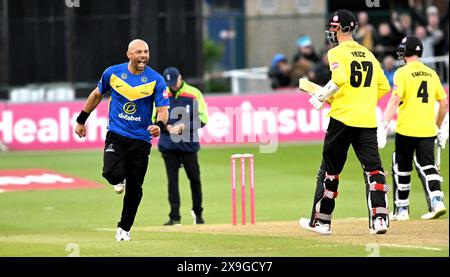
[75,39,170,241]
[380,35,448,221]
[299,9,391,235]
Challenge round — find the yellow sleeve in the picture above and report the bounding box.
[377,62,391,99]
[392,70,405,98]
[197,93,209,125]
[151,103,157,122]
[328,51,348,87]
[434,74,447,101]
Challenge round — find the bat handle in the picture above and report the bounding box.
[436,146,441,171]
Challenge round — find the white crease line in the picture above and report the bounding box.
[94,228,445,252]
[95,228,114,231]
[379,243,443,251]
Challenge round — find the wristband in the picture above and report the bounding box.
[155,121,167,133]
[76,110,90,125]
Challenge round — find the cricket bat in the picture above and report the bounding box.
[298,78,323,95]
[436,145,442,171]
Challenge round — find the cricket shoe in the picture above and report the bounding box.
[115,227,131,241]
[191,210,205,225]
[113,179,126,194]
[298,218,331,235]
[421,197,447,220]
[390,207,409,221]
[369,217,388,235]
[163,219,181,226]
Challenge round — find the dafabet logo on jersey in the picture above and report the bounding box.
[0,169,103,193]
[118,102,141,122]
[123,102,137,115]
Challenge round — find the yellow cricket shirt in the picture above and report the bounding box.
[393,61,447,137]
[327,40,390,127]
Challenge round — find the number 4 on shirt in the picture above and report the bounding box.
[417,81,429,103]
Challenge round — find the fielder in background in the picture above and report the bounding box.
[380,35,448,221]
[74,39,170,241]
[158,67,209,226]
[299,9,391,235]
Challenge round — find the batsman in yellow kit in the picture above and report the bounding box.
[380,35,448,221]
[299,9,391,235]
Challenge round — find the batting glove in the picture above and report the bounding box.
[377,121,388,149]
[309,94,324,110]
[437,127,448,149]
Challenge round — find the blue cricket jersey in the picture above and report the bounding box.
[98,63,170,143]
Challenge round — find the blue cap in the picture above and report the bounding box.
[163,67,181,87]
[271,53,287,68]
[296,35,312,47]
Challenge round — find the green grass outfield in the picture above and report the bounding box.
[0,141,448,257]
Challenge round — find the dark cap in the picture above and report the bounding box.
[328,9,358,32]
[163,67,181,87]
[397,35,423,59]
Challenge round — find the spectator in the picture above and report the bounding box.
[291,36,319,85]
[382,55,396,87]
[268,53,291,89]
[354,11,376,51]
[391,12,414,39]
[399,13,414,36]
[307,52,331,87]
[409,1,448,31]
[426,11,445,56]
[415,25,435,59]
[406,1,448,79]
[293,35,320,64]
[374,22,398,59]
[409,2,448,53]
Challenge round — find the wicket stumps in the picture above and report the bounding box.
[231,154,255,225]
